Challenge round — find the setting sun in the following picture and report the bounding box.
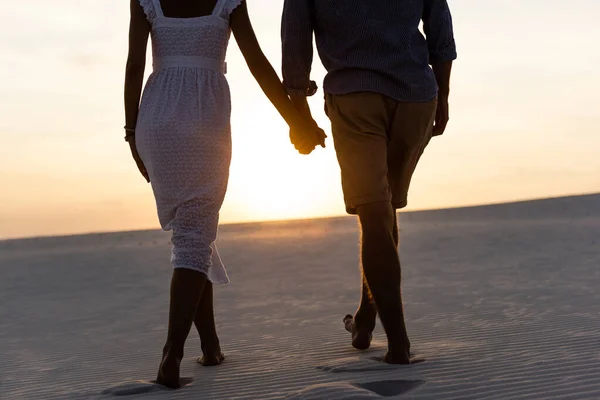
[0,0,598,240]
[225,107,342,223]
[1,1,599,398]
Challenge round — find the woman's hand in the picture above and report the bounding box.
[128,138,150,182]
[231,2,326,154]
[289,119,327,155]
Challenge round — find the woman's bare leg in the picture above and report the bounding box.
[156,268,207,389]
[193,281,224,366]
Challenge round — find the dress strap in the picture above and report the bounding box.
[150,0,164,17]
[139,0,157,23]
[211,0,229,17]
[220,0,244,18]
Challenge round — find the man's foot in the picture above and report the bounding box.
[197,342,225,366]
[382,348,411,364]
[156,350,183,389]
[343,314,373,350]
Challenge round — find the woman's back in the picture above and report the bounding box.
[123,0,326,388]
[134,0,243,287]
[158,0,218,18]
[140,0,238,72]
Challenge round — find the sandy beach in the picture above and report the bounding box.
[1,194,599,400]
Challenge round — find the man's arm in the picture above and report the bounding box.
[424,0,457,136]
[281,0,318,123]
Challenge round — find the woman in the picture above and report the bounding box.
[124,0,325,388]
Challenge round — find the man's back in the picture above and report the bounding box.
[282,0,456,102]
[281,0,457,365]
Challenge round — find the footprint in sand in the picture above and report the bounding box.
[369,355,426,365]
[356,380,426,397]
[285,380,425,399]
[317,355,424,373]
[101,378,193,396]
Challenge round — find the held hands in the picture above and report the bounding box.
[289,118,327,155]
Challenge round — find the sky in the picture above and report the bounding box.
[0,0,599,239]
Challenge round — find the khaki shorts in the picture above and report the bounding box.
[325,92,437,215]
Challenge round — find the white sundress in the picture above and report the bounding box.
[135,0,243,285]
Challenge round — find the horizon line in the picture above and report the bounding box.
[1,191,598,242]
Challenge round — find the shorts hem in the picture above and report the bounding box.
[344,191,391,213]
[345,199,408,215]
[393,200,408,209]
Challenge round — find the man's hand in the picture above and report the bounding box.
[128,138,150,182]
[431,61,453,137]
[433,93,449,136]
[287,93,327,154]
[289,121,327,155]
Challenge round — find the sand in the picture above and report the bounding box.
[1,194,599,399]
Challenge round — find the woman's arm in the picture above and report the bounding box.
[124,0,150,131]
[124,0,151,181]
[230,1,325,152]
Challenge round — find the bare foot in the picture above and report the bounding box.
[197,346,225,366]
[382,348,411,364]
[198,352,225,366]
[343,314,373,350]
[156,350,182,389]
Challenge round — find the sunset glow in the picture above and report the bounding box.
[0,0,599,239]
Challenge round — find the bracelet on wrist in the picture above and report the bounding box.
[124,126,135,142]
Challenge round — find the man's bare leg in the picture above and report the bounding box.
[355,203,410,363]
[193,281,225,366]
[345,212,399,350]
[344,276,377,349]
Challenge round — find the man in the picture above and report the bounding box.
[282,0,457,363]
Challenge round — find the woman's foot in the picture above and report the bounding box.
[198,350,225,366]
[198,340,225,366]
[343,314,373,350]
[156,347,183,389]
